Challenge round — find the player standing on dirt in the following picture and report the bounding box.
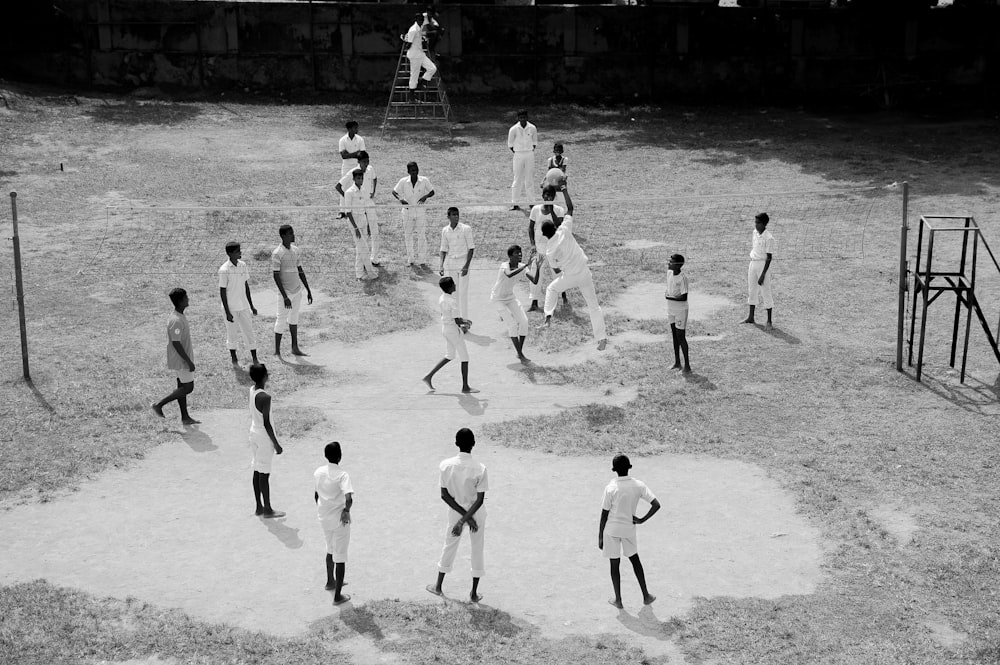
[151,288,200,425]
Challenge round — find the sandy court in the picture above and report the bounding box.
[0,261,822,660]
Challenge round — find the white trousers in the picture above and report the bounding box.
[444,267,470,319]
[360,209,380,262]
[511,151,534,206]
[495,299,528,337]
[748,260,774,308]
[407,52,437,89]
[353,227,375,278]
[402,207,428,264]
[544,267,607,341]
[437,513,485,577]
[274,289,303,333]
[225,308,257,350]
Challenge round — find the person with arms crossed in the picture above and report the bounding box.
[427,427,488,603]
[315,441,353,605]
[219,241,259,368]
[344,169,378,281]
[336,150,380,266]
[741,212,775,330]
[271,224,313,357]
[507,110,537,211]
[664,254,691,374]
[248,363,284,519]
[598,454,660,609]
[490,244,540,363]
[402,13,437,104]
[393,161,435,268]
[152,288,200,425]
[422,276,478,394]
[337,121,366,218]
[439,207,475,320]
[538,184,609,351]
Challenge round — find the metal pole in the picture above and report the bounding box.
[9,192,30,382]
[896,181,908,372]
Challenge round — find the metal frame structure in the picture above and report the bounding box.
[906,214,1000,383]
[381,44,451,139]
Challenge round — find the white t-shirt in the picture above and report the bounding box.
[218,259,250,312]
[602,476,656,539]
[544,214,587,275]
[270,244,302,295]
[529,203,565,248]
[439,292,460,326]
[508,122,537,153]
[490,262,528,302]
[750,228,775,260]
[440,223,476,269]
[339,163,376,198]
[439,452,489,517]
[315,463,353,527]
[393,175,434,205]
[344,184,370,218]
[338,133,366,174]
[665,272,689,314]
[405,22,424,56]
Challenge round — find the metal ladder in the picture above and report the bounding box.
[380,44,451,138]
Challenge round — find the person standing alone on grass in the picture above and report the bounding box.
[742,212,774,330]
[664,254,691,374]
[599,454,660,609]
[249,363,284,519]
[271,224,313,357]
[490,244,540,363]
[338,121,366,218]
[151,288,200,425]
[439,207,475,320]
[336,150,380,267]
[315,441,353,605]
[423,277,477,394]
[344,169,378,282]
[427,427,488,603]
[508,110,537,211]
[219,241,259,368]
[538,184,609,351]
[393,161,436,268]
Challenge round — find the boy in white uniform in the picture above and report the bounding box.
[393,161,436,267]
[742,212,775,330]
[248,363,284,519]
[524,186,567,311]
[490,244,540,362]
[439,207,475,320]
[337,121,366,216]
[664,254,691,374]
[218,241,259,367]
[402,13,437,103]
[422,276,478,394]
[427,427,488,603]
[538,184,608,351]
[152,288,199,425]
[315,441,353,605]
[335,151,380,266]
[344,169,377,281]
[507,110,537,211]
[598,454,660,609]
[271,225,314,357]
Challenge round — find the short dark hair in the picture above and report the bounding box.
[325,441,342,464]
[225,241,240,255]
[755,212,770,226]
[612,454,631,473]
[345,120,358,129]
[455,427,475,450]
[540,220,556,237]
[407,161,418,171]
[517,110,527,117]
[279,224,293,238]
[447,207,459,216]
[249,363,268,383]
[168,288,186,308]
[553,142,564,151]
[670,254,685,264]
[541,186,557,201]
[507,244,522,257]
[352,168,364,179]
[439,276,455,292]
[357,150,369,161]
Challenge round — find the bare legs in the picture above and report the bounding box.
[670,324,691,374]
[741,305,773,330]
[325,553,349,604]
[253,471,284,518]
[423,359,478,393]
[152,379,199,425]
[274,325,307,357]
[609,554,655,609]
[428,571,481,603]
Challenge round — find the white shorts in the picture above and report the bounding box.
[442,325,469,362]
[175,368,195,384]
[249,433,274,473]
[323,523,351,563]
[603,534,638,559]
[667,306,688,330]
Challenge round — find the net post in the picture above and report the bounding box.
[895,182,909,372]
[9,192,30,382]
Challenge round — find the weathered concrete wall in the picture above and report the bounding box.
[2,1,998,105]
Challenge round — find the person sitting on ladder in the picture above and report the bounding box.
[402,13,437,104]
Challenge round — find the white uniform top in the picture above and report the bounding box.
[665,272,689,314]
[440,223,476,269]
[218,259,250,312]
[439,292,460,326]
[507,122,537,153]
[249,387,267,438]
[339,163,376,198]
[344,184,370,216]
[315,463,354,526]
[544,214,587,275]
[602,476,656,539]
[393,175,434,204]
[490,262,528,302]
[547,154,568,171]
[750,228,775,260]
[271,244,302,295]
[529,203,565,236]
[439,451,489,517]
[338,133,366,174]
[405,21,424,56]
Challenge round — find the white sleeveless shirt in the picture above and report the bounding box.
[249,387,267,436]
